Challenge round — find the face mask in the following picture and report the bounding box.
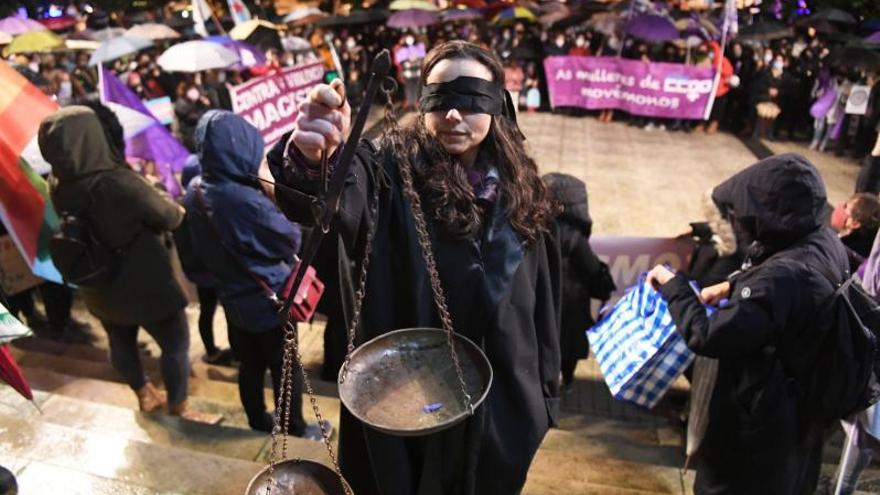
[575,38,585,47]
[772,61,784,72]
[555,37,565,47]
[186,88,200,101]
[405,36,414,45]
[58,81,72,98]
[346,38,356,49]
[764,52,773,64]
[217,72,227,83]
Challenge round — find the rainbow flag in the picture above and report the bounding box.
[0,61,62,283]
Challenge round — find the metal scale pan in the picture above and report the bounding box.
[245,460,351,495]
[338,327,493,436]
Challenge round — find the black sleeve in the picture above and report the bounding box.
[659,266,799,359]
[267,133,383,253]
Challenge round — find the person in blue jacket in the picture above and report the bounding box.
[183,110,327,439]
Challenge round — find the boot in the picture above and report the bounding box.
[135,383,166,413]
[169,400,223,425]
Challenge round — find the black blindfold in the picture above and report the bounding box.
[419,76,505,115]
[419,76,522,138]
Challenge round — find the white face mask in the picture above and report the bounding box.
[186,88,200,101]
[346,38,356,49]
[764,52,773,64]
[217,72,227,83]
[555,37,565,47]
[405,36,414,45]
[58,81,72,98]
[575,38,585,47]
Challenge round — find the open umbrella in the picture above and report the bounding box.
[125,23,181,40]
[441,8,483,23]
[539,5,571,28]
[737,20,792,42]
[93,27,125,41]
[229,19,281,40]
[587,12,621,36]
[866,32,880,44]
[39,16,77,32]
[625,13,679,42]
[317,10,389,27]
[808,8,857,25]
[229,19,282,52]
[283,7,327,25]
[282,35,312,52]
[158,40,239,72]
[206,35,266,69]
[389,0,438,11]
[0,16,47,36]
[3,30,63,54]
[89,35,153,66]
[65,39,101,51]
[830,45,880,72]
[492,7,537,25]
[450,0,486,8]
[388,9,439,28]
[0,303,34,403]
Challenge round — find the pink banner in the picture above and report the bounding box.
[230,62,325,146]
[590,235,695,298]
[544,56,716,119]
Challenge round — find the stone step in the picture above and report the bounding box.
[12,335,340,398]
[542,413,685,469]
[16,363,342,434]
[524,447,691,495]
[0,413,265,495]
[0,384,273,463]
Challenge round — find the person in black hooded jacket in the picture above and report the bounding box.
[646,153,850,494]
[542,173,614,389]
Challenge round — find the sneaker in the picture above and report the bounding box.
[299,420,333,441]
[643,123,655,131]
[657,124,666,131]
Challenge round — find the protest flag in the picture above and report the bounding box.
[227,0,252,25]
[100,65,189,197]
[192,0,212,37]
[0,60,62,284]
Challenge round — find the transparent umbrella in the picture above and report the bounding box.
[88,35,153,66]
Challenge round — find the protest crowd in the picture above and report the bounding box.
[2,0,880,494]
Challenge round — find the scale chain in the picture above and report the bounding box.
[384,85,473,412]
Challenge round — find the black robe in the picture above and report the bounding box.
[268,135,561,495]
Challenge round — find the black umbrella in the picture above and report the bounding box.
[737,20,792,41]
[808,8,858,25]
[317,10,389,27]
[797,18,839,34]
[830,45,880,72]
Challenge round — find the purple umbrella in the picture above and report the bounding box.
[866,31,880,44]
[0,16,47,36]
[206,35,267,70]
[626,14,679,42]
[387,9,439,29]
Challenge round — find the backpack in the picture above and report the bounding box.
[48,179,121,287]
[802,266,880,421]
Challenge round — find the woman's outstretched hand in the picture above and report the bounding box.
[289,78,351,166]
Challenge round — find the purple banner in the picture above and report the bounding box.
[230,61,325,146]
[544,56,717,120]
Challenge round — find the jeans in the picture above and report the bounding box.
[228,324,306,434]
[102,310,190,406]
[195,285,219,355]
[835,419,876,494]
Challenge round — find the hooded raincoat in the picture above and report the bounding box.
[183,110,301,333]
[658,154,849,494]
[267,133,561,495]
[41,106,186,326]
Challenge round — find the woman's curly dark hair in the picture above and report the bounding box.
[382,41,557,244]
